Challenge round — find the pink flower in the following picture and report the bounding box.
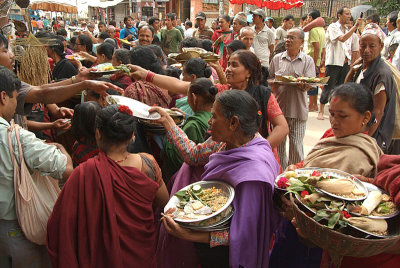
[277,177,289,189]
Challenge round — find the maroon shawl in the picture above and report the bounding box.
[374,154,400,207]
[47,152,159,268]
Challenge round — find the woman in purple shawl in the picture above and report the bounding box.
[151,90,281,268]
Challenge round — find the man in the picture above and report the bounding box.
[31,18,37,33]
[382,11,400,58]
[232,12,247,39]
[160,13,183,55]
[393,11,400,71]
[98,21,107,34]
[275,15,295,44]
[119,16,137,49]
[251,9,274,68]
[269,28,316,170]
[306,9,325,111]
[239,26,255,52]
[346,16,360,64]
[0,65,73,267]
[193,11,213,40]
[36,17,44,31]
[149,16,161,39]
[184,21,194,38]
[318,7,362,120]
[265,17,276,34]
[174,16,185,37]
[133,25,155,46]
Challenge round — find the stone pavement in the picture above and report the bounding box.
[303,108,331,156]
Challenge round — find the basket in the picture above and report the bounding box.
[291,195,400,265]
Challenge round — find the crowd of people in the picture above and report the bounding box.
[0,5,400,268]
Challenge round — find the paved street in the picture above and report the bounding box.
[304,106,331,155]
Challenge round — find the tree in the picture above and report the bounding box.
[370,0,400,16]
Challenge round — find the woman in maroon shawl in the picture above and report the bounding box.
[47,104,169,268]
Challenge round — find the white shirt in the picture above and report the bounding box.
[325,21,351,66]
[347,33,359,61]
[393,43,400,71]
[382,28,400,57]
[252,25,275,67]
[184,28,195,38]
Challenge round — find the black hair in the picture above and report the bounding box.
[284,15,295,21]
[98,21,106,27]
[149,17,160,26]
[97,42,114,60]
[113,48,131,64]
[98,32,110,40]
[165,65,182,79]
[138,25,155,36]
[0,33,9,49]
[147,44,165,63]
[78,34,93,53]
[330,83,375,127]
[216,90,260,137]
[130,46,164,74]
[366,14,380,24]
[309,9,321,20]
[70,36,76,45]
[189,78,217,105]
[110,21,117,27]
[95,104,135,145]
[35,31,53,39]
[232,50,261,88]
[226,40,247,53]
[337,7,349,18]
[185,21,193,27]
[388,11,398,28]
[183,58,212,79]
[219,15,231,25]
[301,14,308,21]
[181,37,201,48]
[124,16,134,24]
[0,66,21,97]
[389,43,399,53]
[56,28,67,36]
[72,101,101,143]
[55,35,66,42]
[166,13,176,20]
[201,39,213,52]
[50,38,66,58]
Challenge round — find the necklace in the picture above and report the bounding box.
[113,153,129,163]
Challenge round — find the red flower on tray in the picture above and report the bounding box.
[311,170,322,177]
[341,211,352,219]
[277,177,289,188]
[300,190,309,198]
[118,105,133,116]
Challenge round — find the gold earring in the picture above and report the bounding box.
[362,122,365,126]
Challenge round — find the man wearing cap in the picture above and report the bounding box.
[193,12,213,40]
[251,9,275,68]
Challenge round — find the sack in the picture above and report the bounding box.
[384,60,400,139]
[7,121,61,245]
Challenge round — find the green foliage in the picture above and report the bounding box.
[371,0,400,16]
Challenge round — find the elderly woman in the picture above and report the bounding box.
[271,83,383,268]
[346,23,396,153]
[232,12,248,39]
[154,90,281,268]
[128,50,288,160]
[109,48,133,89]
[47,104,169,268]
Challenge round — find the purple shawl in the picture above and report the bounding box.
[201,137,281,268]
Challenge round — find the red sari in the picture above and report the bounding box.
[211,29,234,70]
[47,152,160,268]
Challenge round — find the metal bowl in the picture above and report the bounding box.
[164,180,235,223]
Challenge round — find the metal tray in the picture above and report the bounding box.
[106,95,161,120]
[179,207,234,231]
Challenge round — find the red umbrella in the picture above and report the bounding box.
[229,0,303,10]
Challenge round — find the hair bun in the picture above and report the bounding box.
[204,65,212,78]
[209,85,218,96]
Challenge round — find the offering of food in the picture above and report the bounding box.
[105,96,161,120]
[117,38,134,46]
[164,181,235,224]
[346,217,388,236]
[140,109,184,126]
[348,191,397,218]
[274,75,330,86]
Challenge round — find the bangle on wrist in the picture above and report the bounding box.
[71,75,77,84]
[145,71,155,83]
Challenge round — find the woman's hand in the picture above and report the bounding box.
[162,215,192,240]
[84,80,124,95]
[170,107,186,118]
[353,174,373,183]
[126,64,147,80]
[54,107,74,119]
[285,165,297,172]
[52,119,71,130]
[149,107,176,132]
[68,58,82,69]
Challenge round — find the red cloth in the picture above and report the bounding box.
[47,152,159,268]
[229,0,303,10]
[71,139,99,167]
[211,30,234,70]
[374,154,400,207]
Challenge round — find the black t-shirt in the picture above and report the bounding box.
[52,58,78,81]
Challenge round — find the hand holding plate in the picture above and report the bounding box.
[148,107,176,132]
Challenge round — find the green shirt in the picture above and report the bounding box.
[160,27,183,55]
[162,111,211,181]
[307,26,326,67]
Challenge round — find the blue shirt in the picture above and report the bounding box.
[119,27,137,40]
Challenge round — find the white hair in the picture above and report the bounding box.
[239,26,255,36]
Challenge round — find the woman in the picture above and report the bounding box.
[162,78,216,181]
[47,104,169,268]
[46,38,78,81]
[75,34,95,68]
[71,101,101,167]
[96,42,114,65]
[154,90,281,268]
[226,39,247,60]
[346,23,396,152]
[109,48,132,89]
[128,50,288,162]
[124,46,171,107]
[270,83,383,268]
[211,15,234,70]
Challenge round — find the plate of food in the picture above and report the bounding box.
[90,65,122,75]
[347,183,398,219]
[106,95,161,120]
[274,75,329,87]
[178,206,234,231]
[346,217,390,238]
[66,54,85,61]
[275,168,368,201]
[138,109,184,134]
[117,38,134,46]
[164,181,235,223]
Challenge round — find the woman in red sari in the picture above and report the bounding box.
[47,104,169,268]
[211,15,234,70]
